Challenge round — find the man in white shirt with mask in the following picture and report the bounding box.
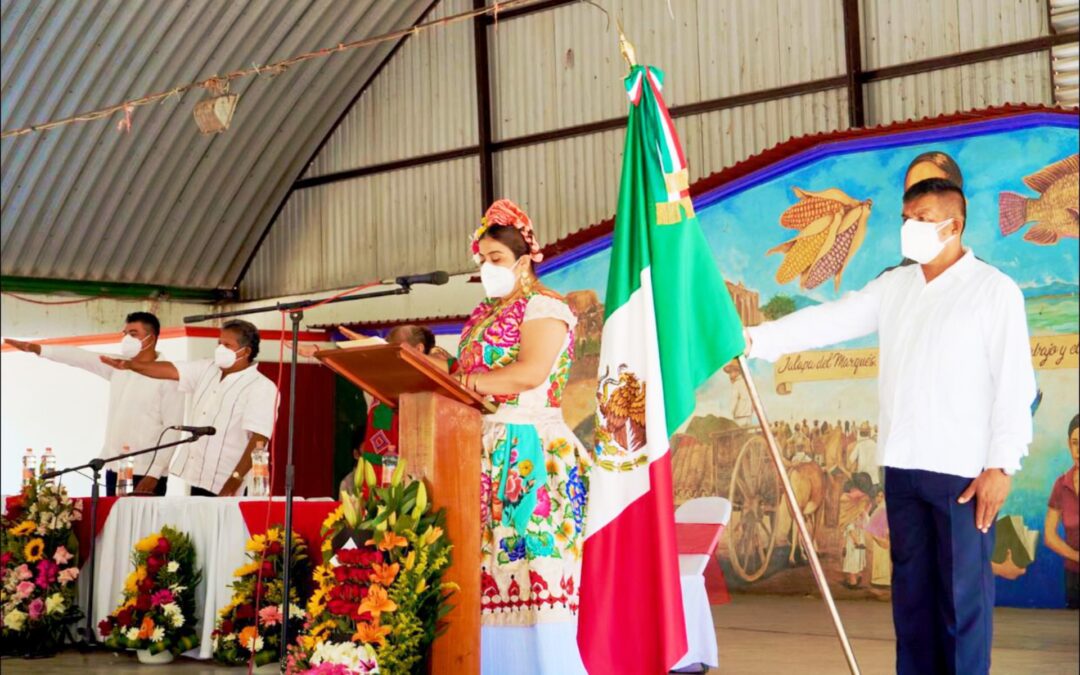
[5,312,184,496]
[101,319,278,496]
[745,178,1036,675]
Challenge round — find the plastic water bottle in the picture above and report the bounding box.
[116,450,135,496]
[41,447,56,483]
[381,453,398,487]
[250,441,270,497]
[22,448,36,488]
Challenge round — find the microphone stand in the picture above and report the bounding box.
[40,434,201,649]
[184,284,413,666]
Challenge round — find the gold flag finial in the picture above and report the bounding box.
[617,19,637,71]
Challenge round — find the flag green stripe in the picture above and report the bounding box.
[604,65,746,436]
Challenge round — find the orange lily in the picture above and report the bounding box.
[358,584,398,619]
[351,620,392,646]
[370,562,400,587]
[366,530,408,552]
[137,616,155,640]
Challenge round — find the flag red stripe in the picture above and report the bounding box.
[577,454,688,674]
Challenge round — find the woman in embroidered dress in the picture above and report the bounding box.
[453,199,590,675]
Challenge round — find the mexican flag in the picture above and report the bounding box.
[577,65,746,673]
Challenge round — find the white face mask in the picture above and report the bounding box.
[480,261,518,298]
[119,334,150,359]
[214,344,242,370]
[901,218,955,264]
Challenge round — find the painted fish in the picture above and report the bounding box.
[998,154,1079,245]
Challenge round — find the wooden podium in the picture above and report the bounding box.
[316,344,489,675]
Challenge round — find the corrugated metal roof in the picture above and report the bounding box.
[1,0,432,290]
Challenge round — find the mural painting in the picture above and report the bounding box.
[539,111,1079,608]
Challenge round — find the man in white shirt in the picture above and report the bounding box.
[848,421,879,488]
[101,319,278,496]
[745,178,1036,675]
[5,312,184,496]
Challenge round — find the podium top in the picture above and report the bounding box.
[315,344,495,413]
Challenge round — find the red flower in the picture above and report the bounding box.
[138,576,155,593]
[267,541,283,557]
[235,604,256,620]
[135,594,152,612]
[326,599,359,617]
[220,619,234,635]
[260,561,275,577]
[146,555,164,577]
[153,537,171,556]
[335,547,382,567]
[116,607,134,627]
[98,618,114,636]
[0,552,12,567]
[5,494,25,521]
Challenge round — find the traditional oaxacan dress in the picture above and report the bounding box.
[456,289,591,675]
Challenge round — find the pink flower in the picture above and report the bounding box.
[52,546,73,566]
[58,568,80,585]
[479,474,492,527]
[14,564,32,581]
[504,470,523,504]
[35,560,58,588]
[16,581,35,599]
[534,487,551,518]
[28,598,44,620]
[258,604,283,627]
[151,589,174,606]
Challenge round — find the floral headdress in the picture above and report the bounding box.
[471,199,544,264]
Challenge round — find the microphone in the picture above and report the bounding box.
[169,425,217,436]
[383,271,449,287]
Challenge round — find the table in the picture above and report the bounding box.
[75,496,337,659]
[672,522,729,671]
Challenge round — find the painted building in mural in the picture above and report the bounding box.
[537,108,1079,609]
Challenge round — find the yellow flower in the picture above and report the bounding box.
[321,538,333,555]
[135,532,160,553]
[518,460,534,475]
[403,551,417,571]
[123,597,137,610]
[352,621,392,646]
[246,534,267,553]
[123,566,148,594]
[10,521,35,536]
[312,565,334,588]
[266,527,282,543]
[307,588,328,618]
[233,562,261,578]
[310,620,335,642]
[416,579,428,594]
[423,526,444,546]
[554,520,575,547]
[23,538,45,562]
[358,584,397,619]
[322,506,345,531]
[366,530,407,552]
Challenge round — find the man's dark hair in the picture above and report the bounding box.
[125,311,160,336]
[388,325,436,354]
[902,177,967,220]
[1069,413,1079,440]
[223,319,260,361]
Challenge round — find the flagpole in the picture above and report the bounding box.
[737,355,862,675]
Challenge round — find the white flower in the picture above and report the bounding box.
[150,626,165,643]
[3,609,27,631]
[244,635,265,653]
[169,584,187,594]
[287,603,303,619]
[310,641,379,672]
[125,627,141,641]
[45,593,65,615]
[223,633,236,643]
[161,602,184,628]
[166,561,179,573]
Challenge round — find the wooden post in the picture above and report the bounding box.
[399,392,482,675]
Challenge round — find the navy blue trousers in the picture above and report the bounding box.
[885,468,995,675]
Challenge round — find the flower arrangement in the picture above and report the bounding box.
[0,476,83,657]
[288,458,454,674]
[99,525,201,659]
[212,526,309,667]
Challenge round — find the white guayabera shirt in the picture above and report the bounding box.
[38,347,184,478]
[748,249,1036,478]
[169,360,277,493]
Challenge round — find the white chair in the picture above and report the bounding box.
[675,497,731,576]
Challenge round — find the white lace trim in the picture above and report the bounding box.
[524,294,577,331]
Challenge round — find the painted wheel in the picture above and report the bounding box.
[727,433,780,582]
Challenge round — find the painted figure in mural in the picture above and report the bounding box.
[848,421,880,489]
[842,498,870,589]
[904,151,964,190]
[867,487,891,591]
[1044,413,1080,609]
[746,177,1038,674]
[999,154,1079,246]
[722,362,754,427]
[452,199,591,675]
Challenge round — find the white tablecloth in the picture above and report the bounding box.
[673,554,720,671]
[76,497,292,659]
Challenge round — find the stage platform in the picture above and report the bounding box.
[3,595,1077,674]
